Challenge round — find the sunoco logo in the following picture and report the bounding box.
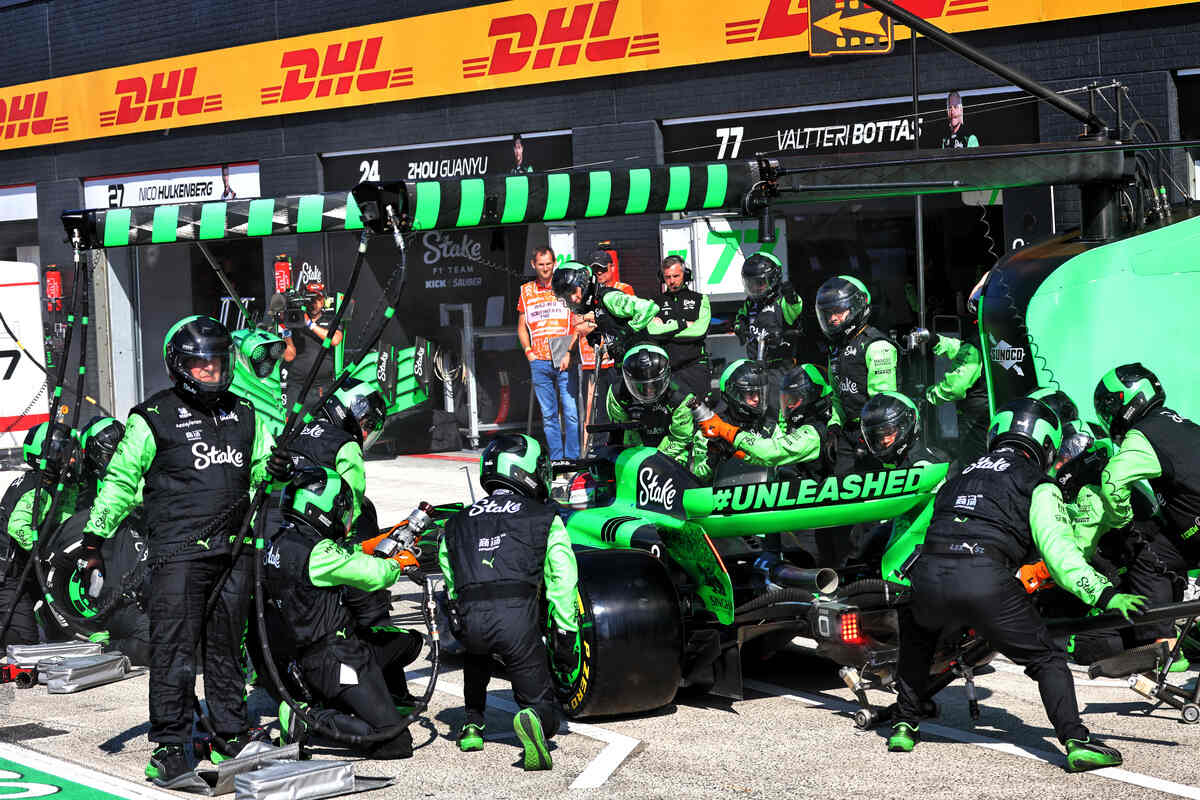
[989,338,1026,376]
[463,0,660,79]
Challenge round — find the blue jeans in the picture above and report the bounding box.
[530,359,579,460]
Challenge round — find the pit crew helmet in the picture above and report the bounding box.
[551,261,596,313]
[1028,387,1082,437]
[987,397,1063,472]
[741,252,783,301]
[280,465,355,540]
[780,364,833,428]
[1093,363,1165,443]
[23,421,80,481]
[720,359,769,427]
[861,391,920,465]
[815,275,871,342]
[163,315,235,404]
[621,344,671,405]
[79,416,125,480]
[479,433,550,501]
[323,379,388,451]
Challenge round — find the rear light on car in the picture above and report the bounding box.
[839,611,864,645]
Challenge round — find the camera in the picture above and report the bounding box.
[271,285,326,329]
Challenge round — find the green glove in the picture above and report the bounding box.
[1106,593,1148,622]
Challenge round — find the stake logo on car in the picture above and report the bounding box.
[637,466,678,512]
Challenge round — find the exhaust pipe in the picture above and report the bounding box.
[753,553,839,595]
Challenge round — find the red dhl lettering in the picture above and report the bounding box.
[260,37,413,105]
[463,0,660,79]
[0,91,68,140]
[99,68,222,127]
[724,0,985,45]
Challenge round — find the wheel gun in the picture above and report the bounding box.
[362,501,435,578]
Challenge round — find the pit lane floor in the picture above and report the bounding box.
[2,455,1200,799]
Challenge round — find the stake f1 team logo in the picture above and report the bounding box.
[261,37,414,105]
[99,68,221,128]
[463,0,660,79]
[725,0,987,45]
[0,91,68,140]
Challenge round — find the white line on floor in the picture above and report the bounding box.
[0,741,178,800]
[409,674,639,790]
[744,679,1200,800]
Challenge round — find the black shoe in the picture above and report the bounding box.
[211,727,273,763]
[145,744,192,787]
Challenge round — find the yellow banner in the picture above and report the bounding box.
[0,0,1189,152]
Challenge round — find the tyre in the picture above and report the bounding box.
[554,548,683,718]
[35,509,150,651]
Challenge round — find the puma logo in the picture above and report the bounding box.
[481,556,496,569]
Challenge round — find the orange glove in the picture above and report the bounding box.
[1018,561,1054,593]
[700,414,741,444]
[391,549,420,569]
[360,529,394,556]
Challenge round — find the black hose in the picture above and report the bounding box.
[837,579,909,610]
[733,586,815,616]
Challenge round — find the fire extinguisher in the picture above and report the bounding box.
[43,265,65,369]
[274,255,292,293]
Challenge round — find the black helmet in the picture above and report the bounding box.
[163,315,234,404]
[815,275,871,341]
[280,465,356,540]
[479,433,550,501]
[719,359,769,426]
[23,421,81,482]
[741,252,783,301]
[551,261,595,313]
[79,416,125,480]
[780,364,833,428]
[621,344,671,404]
[1093,363,1165,443]
[861,391,920,465]
[1028,388,1082,436]
[323,379,388,451]
[1050,429,1109,503]
[987,397,1063,472]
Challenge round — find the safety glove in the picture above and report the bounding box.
[700,414,741,445]
[1106,593,1148,622]
[552,628,579,675]
[79,532,106,599]
[266,448,295,483]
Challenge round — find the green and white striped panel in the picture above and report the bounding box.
[400,161,748,231]
[73,192,365,248]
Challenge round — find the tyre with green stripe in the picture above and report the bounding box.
[553,548,683,718]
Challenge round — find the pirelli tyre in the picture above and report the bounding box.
[554,548,683,718]
[35,510,151,664]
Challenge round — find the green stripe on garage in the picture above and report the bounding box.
[625,169,651,215]
[544,173,570,221]
[456,179,485,227]
[296,195,325,233]
[247,199,276,236]
[586,171,611,218]
[102,208,132,247]
[151,205,179,243]
[665,166,690,212]
[199,202,227,239]
[414,181,441,230]
[501,176,529,224]
[703,164,728,209]
[344,195,363,230]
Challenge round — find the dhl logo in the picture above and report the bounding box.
[725,0,986,44]
[99,68,222,127]
[463,0,659,78]
[261,37,413,105]
[0,91,68,140]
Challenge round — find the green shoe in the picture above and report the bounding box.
[458,722,485,752]
[145,744,191,787]
[1169,653,1191,673]
[887,722,919,753]
[1066,738,1122,773]
[513,708,552,771]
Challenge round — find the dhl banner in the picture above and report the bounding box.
[0,0,1191,152]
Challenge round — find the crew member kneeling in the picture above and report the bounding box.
[889,397,1144,772]
[265,466,423,759]
[438,434,579,771]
